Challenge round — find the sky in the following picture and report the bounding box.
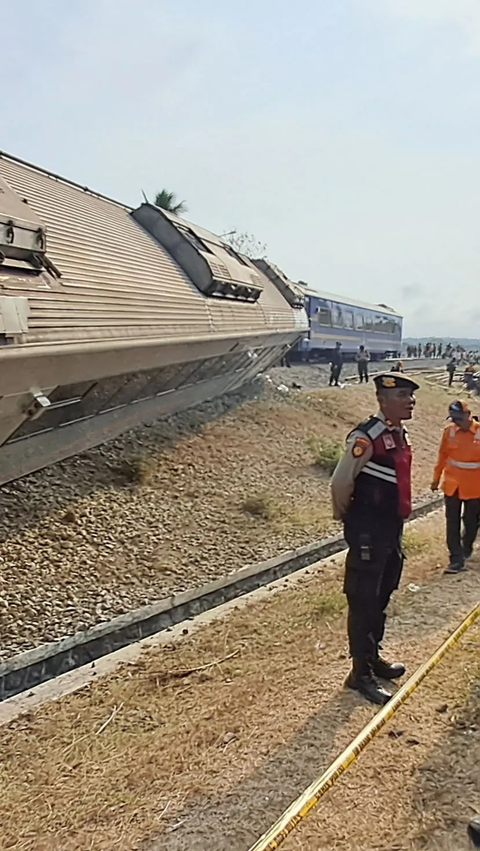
[2,0,479,337]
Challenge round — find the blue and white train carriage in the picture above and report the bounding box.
[295,284,402,361]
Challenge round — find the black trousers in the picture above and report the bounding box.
[357,363,369,383]
[448,371,454,386]
[445,492,480,564]
[344,523,404,661]
[329,364,342,385]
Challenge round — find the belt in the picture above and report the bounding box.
[447,459,480,469]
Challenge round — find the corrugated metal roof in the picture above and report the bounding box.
[298,283,402,317]
[0,154,305,347]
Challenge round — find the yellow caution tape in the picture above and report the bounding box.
[248,603,479,851]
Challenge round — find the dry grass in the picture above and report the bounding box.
[0,513,477,851]
[0,377,455,656]
[306,436,344,474]
[241,493,281,521]
[402,527,431,555]
[309,589,347,619]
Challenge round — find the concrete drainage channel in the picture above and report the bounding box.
[0,496,443,702]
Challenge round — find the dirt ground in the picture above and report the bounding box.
[0,512,477,851]
[0,374,461,658]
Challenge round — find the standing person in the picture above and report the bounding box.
[331,372,419,705]
[329,341,343,387]
[447,357,457,387]
[355,344,370,383]
[431,401,480,574]
[438,342,443,358]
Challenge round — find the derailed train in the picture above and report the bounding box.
[0,152,307,484]
[0,152,402,485]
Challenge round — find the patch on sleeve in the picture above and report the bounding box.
[352,437,369,458]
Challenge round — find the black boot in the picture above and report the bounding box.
[373,657,406,680]
[468,814,480,848]
[345,659,392,706]
[444,560,466,574]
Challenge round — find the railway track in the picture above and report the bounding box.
[0,495,443,702]
[1,506,477,851]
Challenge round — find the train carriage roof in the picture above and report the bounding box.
[297,284,402,317]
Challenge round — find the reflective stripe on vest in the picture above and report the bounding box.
[447,459,480,469]
[363,460,398,483]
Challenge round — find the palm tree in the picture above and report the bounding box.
[154,189,188,216]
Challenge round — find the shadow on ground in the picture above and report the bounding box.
[143,689,358,851]
[399,678,479,851]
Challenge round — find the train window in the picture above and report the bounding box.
[374,315,389,333]
[355,313,364,330]
[48,382,96,406]
[364,315,374,331]
[317,305,332,325]
[332,305,344,327]
[344,311,354,330]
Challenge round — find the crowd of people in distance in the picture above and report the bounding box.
[351,342,479,394]
[405,341,480,364]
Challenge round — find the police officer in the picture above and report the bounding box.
[331,372,419,705]
[329,342,343,387]
[355,345,370,383]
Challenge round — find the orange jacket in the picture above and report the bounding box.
[433,420,480,499]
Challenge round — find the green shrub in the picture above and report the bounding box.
[242,494,280,521]
[310,590,346,618]
[307,437,344,475]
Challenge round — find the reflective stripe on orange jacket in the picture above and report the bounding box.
[433,420,480,500]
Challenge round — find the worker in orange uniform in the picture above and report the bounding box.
[431,400,480,574]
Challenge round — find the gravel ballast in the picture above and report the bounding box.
[0,371,451,658]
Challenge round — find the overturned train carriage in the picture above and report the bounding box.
[0,153,308,485]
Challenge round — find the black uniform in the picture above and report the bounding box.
[329,344,343,386]
[331,372,420,705]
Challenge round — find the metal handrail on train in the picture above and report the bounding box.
[248,603,479,851]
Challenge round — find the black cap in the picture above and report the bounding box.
[373,371,420,391]
[448,400,471,419]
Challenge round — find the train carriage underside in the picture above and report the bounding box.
[0,153,307,485]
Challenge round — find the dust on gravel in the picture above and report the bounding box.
[0,376,454,657]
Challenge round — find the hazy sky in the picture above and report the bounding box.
[2,0,479,337]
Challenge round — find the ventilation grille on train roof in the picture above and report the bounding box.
[0,176,60,278]
[131,203,263,303]
[252,259,305,309]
